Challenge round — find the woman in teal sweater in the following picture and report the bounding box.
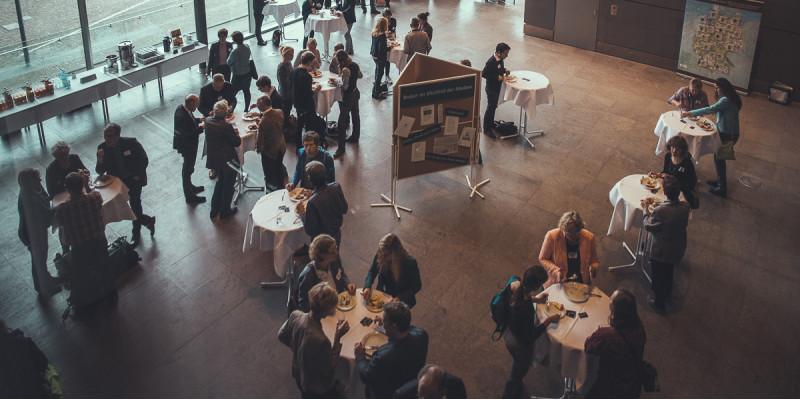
[682,77,741,198]
[362,234,422,308]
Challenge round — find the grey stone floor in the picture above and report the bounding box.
[2,0,799,397]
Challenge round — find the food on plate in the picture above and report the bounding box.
[248,124,258,131]
[244,111,260,119]
[289,188,307,200]
[642,197,662,212]
[697,120,713,131]
[640,176,659,189]
[366,295,385,311]
[504,75,516,81]
[338,292,355,309]
[647,172,663,179]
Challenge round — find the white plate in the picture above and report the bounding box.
[337,292,356,311]
[542,301,567,318]
[362,331,388,356]
[640,176,661,191]
[92,175,115,188]
[563,282,590,303]
[366,294,385,313]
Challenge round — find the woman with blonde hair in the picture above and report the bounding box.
[297,234,355,312]
[370,17,390,99]
[277,46,295,127]
[17,168,61,297]
[293,38,322,70]
[363,233,422,308]
[539,211,599,287]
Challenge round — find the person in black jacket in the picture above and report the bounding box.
[362,233,421,308]
[482,42,510,139]
[0,319,60,398]
[337,0,357,54]
[253,0,267,46]
[45,141,87,199]
[206,29,233,81]
[370,18,390,99]
[654,135,697,209]
[205,100,242,220]
[333,50,361,157]
[296,233,356,312]
[199,74,238,117]
[292,51,323,150]
[502,265,560,398]
[173,94,206,204]
[96,123,155,247]
[255,75,283,111]
[393,364,467,399]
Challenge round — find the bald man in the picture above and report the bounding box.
[174,94,206,204]
[393,364,467,399]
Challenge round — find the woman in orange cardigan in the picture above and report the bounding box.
[539,211,599,288]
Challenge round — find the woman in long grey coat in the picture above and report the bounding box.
[18,168,61,297]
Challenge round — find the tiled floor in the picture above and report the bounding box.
[2,0,799,397]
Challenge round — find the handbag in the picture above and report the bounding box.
[618,329,660,393]
[493,120,518,136]
[249,59,259,80]
[716,140,736,160]
[108,236,141,279]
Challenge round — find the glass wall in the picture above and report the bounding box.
[204,0,250,42]
[86,0,196,67]
[0,0,85,90]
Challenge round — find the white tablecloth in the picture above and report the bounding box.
[201,113,258,165]
[321,289,388,398]
[0,45,208,135]
[499,70,554,120]
[264,0,301,26]
[387,38,407,72]
[607,174,669,235]
[242,190,309,278]
[313,70,343,117]
[534,283,610,395]
[654,110,721,161]
[52,176,136,224]
[304,13,348,48]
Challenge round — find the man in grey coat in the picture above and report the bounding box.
[642,175,690,313]
[205,100,242,219]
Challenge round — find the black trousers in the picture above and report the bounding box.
[303,31,314,49]
[180,144,199,199]
[296,108,325,149]
[254,11,265,43]
[502,332,534,398]
[650,258,674,308]
[261,150,287,190]
[231,73,252,111]
[212,64,232,82]
[121,177,153,235]
[484,86,500,132]
[69,236,114,308]
[337,90,360,146]
[211,166,237,215]
[373,59,386,97]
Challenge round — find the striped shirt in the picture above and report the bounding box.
[301,182,348,239]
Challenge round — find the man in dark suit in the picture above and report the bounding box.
[206,28,233,81]
[253,0,267,45]
[482,42,510,138]
[393,364,467,399]
[95,123,155,247]
[642,175,690,313]
[173,94,206,204]
[205,100,242,219]
[255,75,283,111]
[199,74,238,116]
[292,52,323,150]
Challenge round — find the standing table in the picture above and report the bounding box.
[264,0,302,43]
[653,110,720,162]
[312,71,343,117]
[304,12,348,60]
[498,70,554,148]
[52,176,136,225]
[202,112,264,204]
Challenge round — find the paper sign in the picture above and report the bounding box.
[444,116,459,136]
[402,124,442,146]
[445,107,469,118]
[394,115,415,138]
[421,105,435,126]
[438,104,444,123]
[411,142,426,162]
[459,127,475,147]
[433,135,459,155]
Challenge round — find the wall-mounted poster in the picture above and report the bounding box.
[677,0,762,91]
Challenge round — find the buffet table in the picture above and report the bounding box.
[0,44,208,145]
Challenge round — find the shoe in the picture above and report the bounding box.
[345,136,359,143]
[706,180,719,187]
[647,296,666,314]
[131,233,141,247]
[370,8,380,14]
[209,169,217,179]
[210,210,219,219]
[257,41,267,46]
[191,185,205,194]
[186,195,207,204]
[708,186,727,198]
[145,216,156,237]
[362,7,367,13]
[220,207,238,219]
[333,149,346,158]
[372,93,387,100]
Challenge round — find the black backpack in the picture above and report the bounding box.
[490,276,520,341]
[492,120,518,136]
[272,30,282,46]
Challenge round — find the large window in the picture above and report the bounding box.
[204,0,250,42]
[86,0,196,67]
[0,0,85,90]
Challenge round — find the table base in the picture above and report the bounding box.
[499,107,544,148]
[261,257,297,311]
[466,175,490,199]
[228,161,265,205]
[608,227,653,283]
[371,193,411,219]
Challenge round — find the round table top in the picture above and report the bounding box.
[321,289,389,359]
[250,189,305,233]
[52,175,124,206]
[307,11,341,21]
[615,174,669,210]
[658,110,717,137]
[503,70,551,92]
[313,70,342,93]
[266,0,299,7]
[535,283,611,352]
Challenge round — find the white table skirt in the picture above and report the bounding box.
[264,0,301,26]
[654,110,721,161]
[320,289,388,398]
[534,283,610,395]
[0,45,208,135]
[607,174,669,235]
[201,113,258,165]
[304,14,348,45]
[242,190,309,278]
[387,39,407,72]
[52,176,136,225]
[499,70,554,120]
[313,70,343,117]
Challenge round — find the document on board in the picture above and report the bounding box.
[433,135,459,155]
[444,116,459,136]
[421,105,435,126]
[459,127,475,147]
[438,104,444,123]
[411,142,426,162]
[394,115,415,138]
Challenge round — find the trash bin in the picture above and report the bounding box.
[768,81,792,105]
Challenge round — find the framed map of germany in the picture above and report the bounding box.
[677,0,763,91]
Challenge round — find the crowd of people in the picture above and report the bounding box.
[10,0,746,396]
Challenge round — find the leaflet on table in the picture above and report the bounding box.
[411,142,426,162]
[459,127,475,147]
[443,116,459,136]
[394,115,415,138]
[433,135,458,155]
